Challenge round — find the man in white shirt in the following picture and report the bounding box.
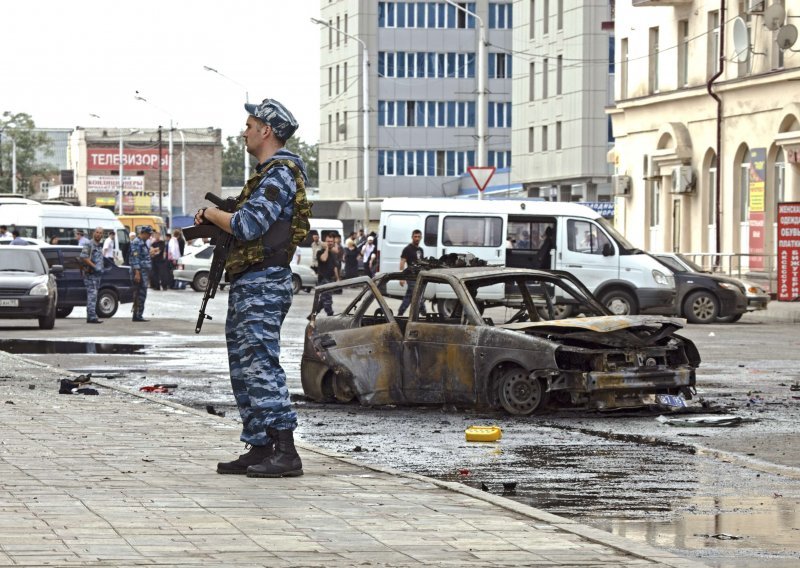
[102,232,117,261]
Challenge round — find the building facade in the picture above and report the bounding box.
[511,0,615,202]
[318,0,514,225]
[67,127,222,222]
[609,0,800,270]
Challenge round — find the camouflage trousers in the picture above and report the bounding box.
[226,267,296,446]
[83,274,101,321]
[130,269,149,319]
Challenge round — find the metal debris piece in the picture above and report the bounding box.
[656,414,759,427]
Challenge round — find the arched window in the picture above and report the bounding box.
[739,146,750,223]
[775,147,786,204]
[707,153,717,226]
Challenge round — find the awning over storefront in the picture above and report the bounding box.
[337,200,382,221]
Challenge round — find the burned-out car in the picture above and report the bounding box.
[301,266,700,415]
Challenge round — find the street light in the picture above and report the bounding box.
[117,129,140,215]
[311,17,371,232]
[443,1,487,199]
[203,65,250,186]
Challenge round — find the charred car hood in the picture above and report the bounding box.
[499,315,688,348]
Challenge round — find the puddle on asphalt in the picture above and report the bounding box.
[0,339,145,355]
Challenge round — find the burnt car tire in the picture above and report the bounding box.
[56,307,73,318]
[192,271,210,293]
[38,307,56,330]
[717,312,743,323]
[683,291,719,324]
[291,274,302,295]
[332,374,356,403]
[96,289,119,318]
[600,289,638,316]
[498,368,548,415]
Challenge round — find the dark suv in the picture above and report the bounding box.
[39,245,134,318]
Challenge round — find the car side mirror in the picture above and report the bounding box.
[50,264,64,275]
[602,244,614,257]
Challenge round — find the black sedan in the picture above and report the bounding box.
[39,245,134,318]
[652,253,747,324]
[0,246,60,329]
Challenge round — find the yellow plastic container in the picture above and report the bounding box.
[465,425,502,442]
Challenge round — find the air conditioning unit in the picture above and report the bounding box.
[748,0,765,13]
[671,165,694,193]
[612,174,631,195]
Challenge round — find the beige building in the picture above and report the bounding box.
[609,0,800,270]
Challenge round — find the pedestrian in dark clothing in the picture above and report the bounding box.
[316,233,339,315]
[343,238,360,280]
[149,232,169,290]
[398,229,427,317]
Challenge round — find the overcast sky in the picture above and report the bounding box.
[1,0,321,143]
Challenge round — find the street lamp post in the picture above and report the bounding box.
[178,129,186,215]
[311,17,371,231]
[135,93,174,223]
[117,129,140,215]
[203,65,250,186]
[443,0,487,199]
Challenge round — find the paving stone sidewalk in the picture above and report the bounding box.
[0,352,706,567]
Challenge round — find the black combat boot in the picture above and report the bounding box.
[217,443,273,475]
[246,428,303,478]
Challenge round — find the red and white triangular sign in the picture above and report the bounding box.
[467,166,496,192]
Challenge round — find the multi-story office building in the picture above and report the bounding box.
[609,0,800,268]
[317,0,513,227]
[511,0,615,202]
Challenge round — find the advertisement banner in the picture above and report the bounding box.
[748,148,766,270]
[777,202,800,302]
[87,148,170,171]
[87,175,145,193]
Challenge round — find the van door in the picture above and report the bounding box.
[557,218,619,293]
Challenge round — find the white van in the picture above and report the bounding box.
[378,198,675,315]
[1,202,130,261]
[295,218,344,268]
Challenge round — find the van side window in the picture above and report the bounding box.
[424,215,438,247]
[567,220,610,255]
[442,216,502,247]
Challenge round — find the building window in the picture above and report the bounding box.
[489,53,512,79]
[648,26,659,94]
[344,13,348,42]
[529,0,536,39]
[556,55,562,95]
[707,154,718,226]
[542,58,549,98]
[342,111,347,139]
[488,102,512,128]
[529,62,535,100]
[542,124,548,151]
[328,67,333,97]
[489,3,512,29]
[378,51,476,79]
[620,38,628,100]
[708,10,720,78]
[344,62,348,91]
[543,0,549,34]
[327,162,332,181]
[378,2,476,29]
[376,149,475,177]
[336,65,340,94]
[775,147,786,203]
[489,151,511,168]
[327,114,332,142]
[336,160,340,180]
[739,150,750,222]
[328,20,333,49]
[555,121,562,150]
[343,159,348,179]
[557,0,563,30]
[650,180,661,228]
[528,127,534,152]
[335,112,340,141]
[678,20,689,88]
[336,15,341,47]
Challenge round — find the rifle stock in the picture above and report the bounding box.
[183,192,238,333]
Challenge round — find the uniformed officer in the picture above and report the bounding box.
[197,98,309,478]
[80,226,106,324]
[129,226,152,322]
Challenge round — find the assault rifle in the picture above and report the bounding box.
[182,193,238,333]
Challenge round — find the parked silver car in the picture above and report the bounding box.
[0,246,61,329]
[173,244,316,294]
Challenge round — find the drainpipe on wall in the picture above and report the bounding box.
[706,0,726,267]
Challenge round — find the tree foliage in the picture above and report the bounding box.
[0,112,52,194]
[221,135,318,188]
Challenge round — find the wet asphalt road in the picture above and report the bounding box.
[1,288,799,567]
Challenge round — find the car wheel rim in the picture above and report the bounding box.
[333,375,355,402]
[693,296,715,320]
[607,298,629,315]
[499,370,542,415]
[197,275,209,290]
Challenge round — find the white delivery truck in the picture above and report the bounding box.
[295,218,344,269]
[1,202,130,261]
[378,198,675,315]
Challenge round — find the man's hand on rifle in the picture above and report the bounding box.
[195,206,235,235]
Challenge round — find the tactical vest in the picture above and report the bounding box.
[225,158,313,276]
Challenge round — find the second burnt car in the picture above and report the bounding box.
[301,264,700,415]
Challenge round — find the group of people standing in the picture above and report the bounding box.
[309,229,378,316]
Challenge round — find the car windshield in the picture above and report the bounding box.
[675,253,706,272]
[0,249,46,274]
[597,218,638,252]
[656,255,685,273]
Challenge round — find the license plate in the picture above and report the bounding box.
[0,299,19,307]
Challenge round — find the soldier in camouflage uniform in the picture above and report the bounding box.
[79,227,106,324]
[129,226,153,322]
[196,98,308,478]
